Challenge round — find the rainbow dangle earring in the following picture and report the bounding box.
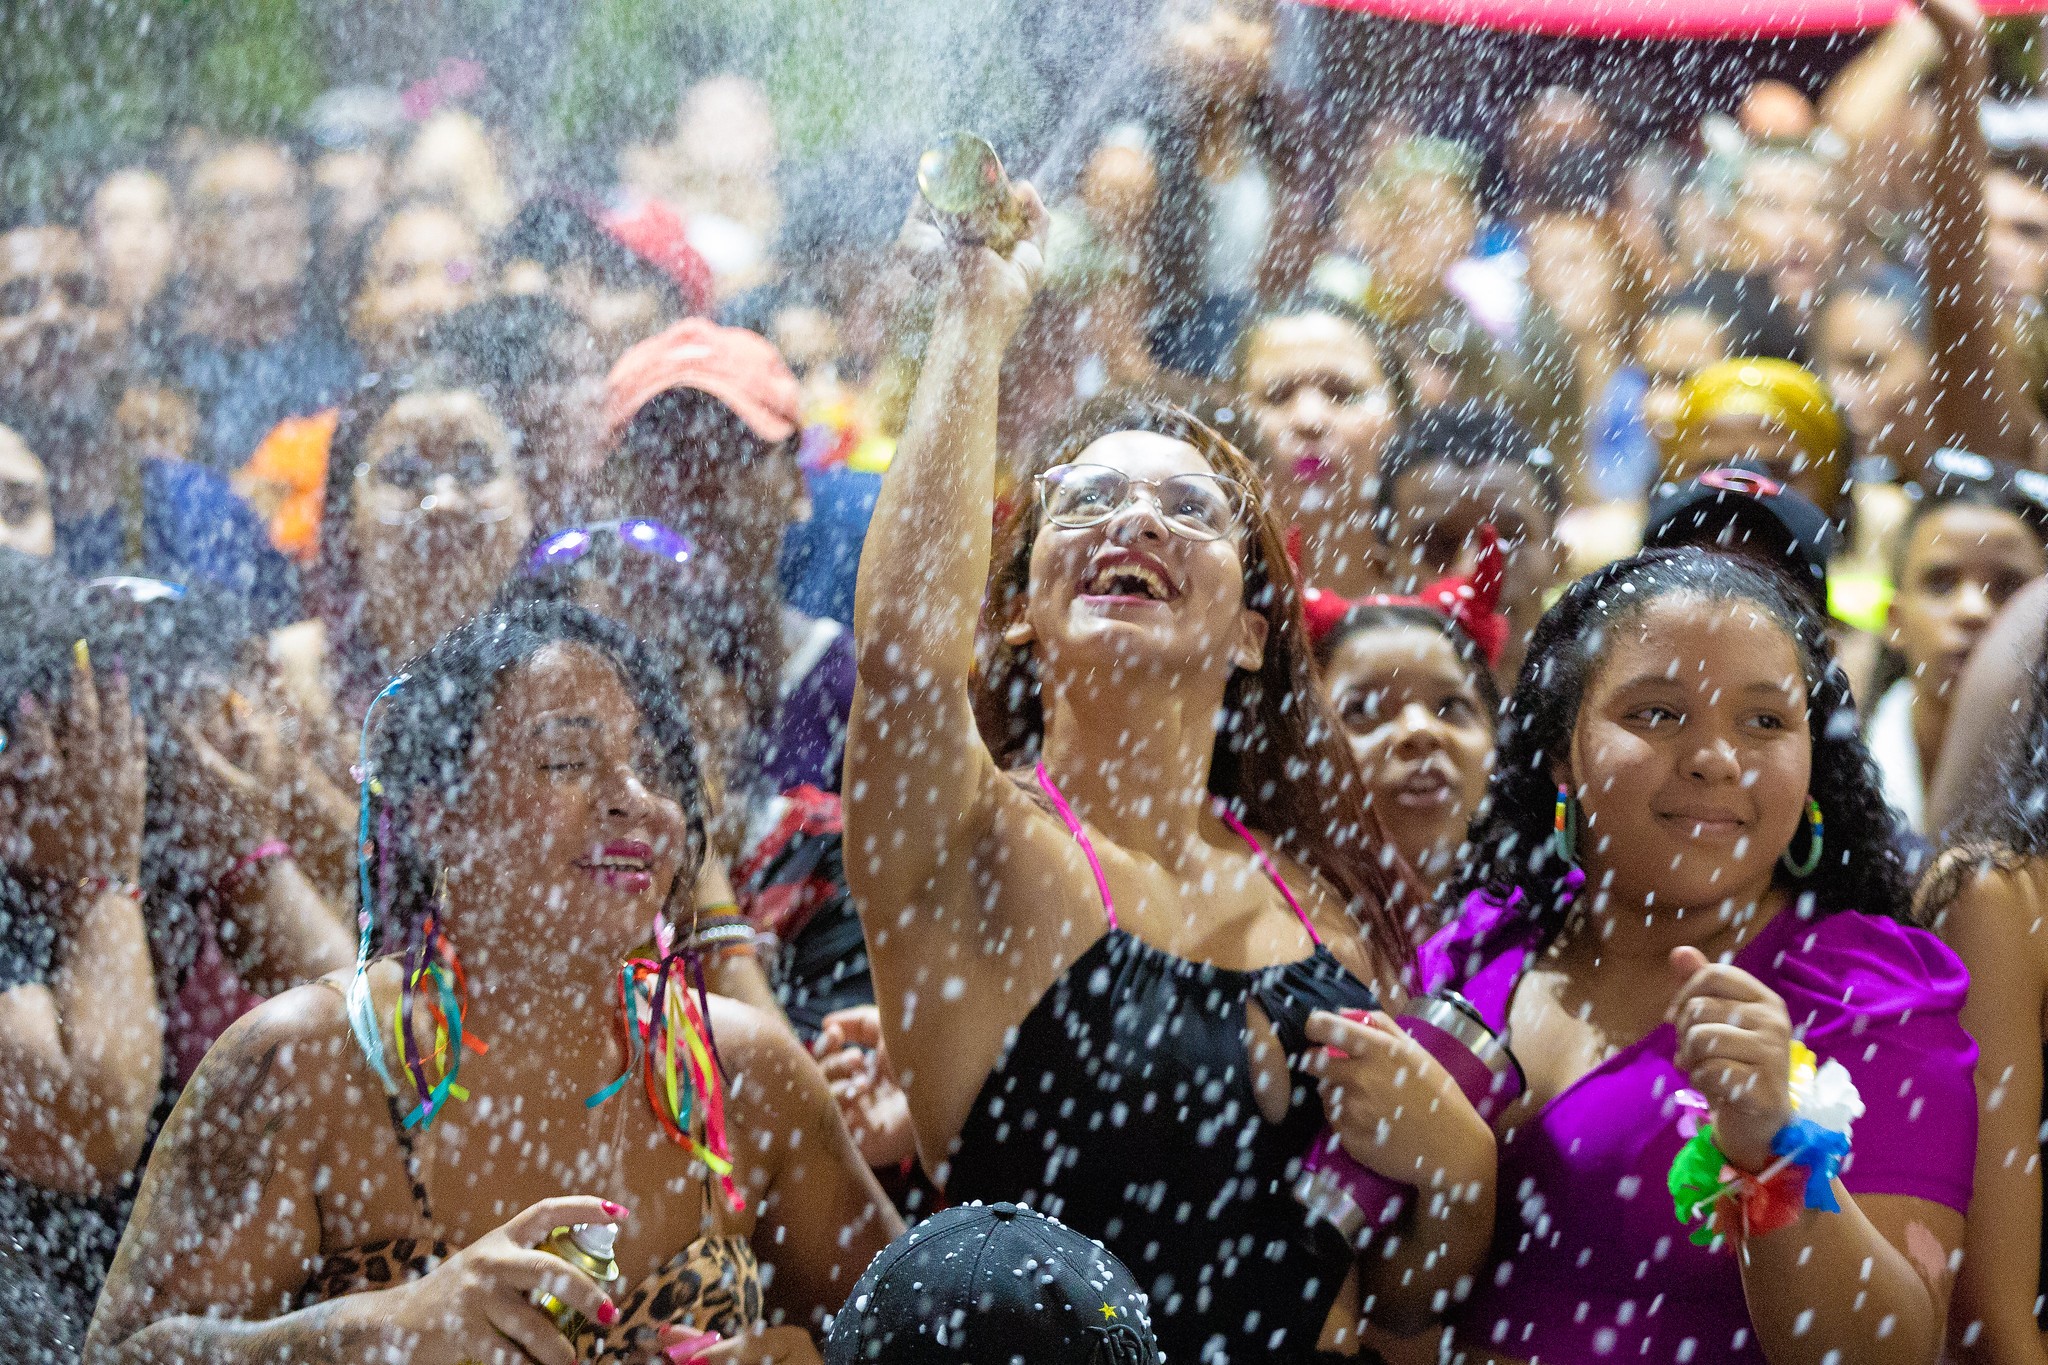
[1782,797,1824,878]
[1552,783,1578,865]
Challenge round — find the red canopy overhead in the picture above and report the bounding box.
[1292,0,2048,40]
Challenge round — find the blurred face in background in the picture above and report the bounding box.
[0,226,119,414]
[183,142,309,313]
[1636,309,1731,447]
[351,390,530,651]
[1240,310,1400,518]
[618,394,804,587]
[1524,212,1623,340]
[553,262,665,364]
[1888,502,2046,699]
[1814,291,1929,470]
[1506,88,1613,215]
[1729,151,1844,319]
[0,425,54,558]
[111,383,199,464]
[1378,459,1562,685]
[772,303,850,418]
[1987,169,2048,304]
[88,169,178,316]
[312,148,389,263]
[394,111,512,233]
[1343,172,1477,312]
[349,204,483,369]
[1158,0,1272,108]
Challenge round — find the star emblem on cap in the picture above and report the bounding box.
[1099,1303,1118,1321]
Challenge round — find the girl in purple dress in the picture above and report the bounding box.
[1421,547,1976,1365]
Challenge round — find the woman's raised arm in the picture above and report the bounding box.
[845,190,1048,910]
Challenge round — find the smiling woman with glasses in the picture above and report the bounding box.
[845,191,1497,1365]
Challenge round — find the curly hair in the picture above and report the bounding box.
[973,396,1409,968]
[1448,548,1915,946]
[359,600,708,960]
[1921,628,2048,918]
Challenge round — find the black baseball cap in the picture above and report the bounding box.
[825,1203,1163,1365]
[1644,465,1839,613]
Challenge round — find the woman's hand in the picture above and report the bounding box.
[2,647,146,887]
[663,1323,822,1365]
[1303,1009,1494,1189]
[1668,946,1794,1173]
[900,181,1051,351]
[164,688,294,877]
[814,1006,917,1170]
[383,1196,627,1365]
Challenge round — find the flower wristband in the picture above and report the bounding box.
[1667,1041,1865,1249]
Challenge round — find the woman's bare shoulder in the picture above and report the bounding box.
[1927,850,2048,969]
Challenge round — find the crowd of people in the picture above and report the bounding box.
[14,0,2048,1361]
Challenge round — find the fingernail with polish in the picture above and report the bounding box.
[601,1200,630,1217]
[597,1300,619,1326]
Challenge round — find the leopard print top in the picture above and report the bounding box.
[296,982,764,1364]
[296,1231,762,1364]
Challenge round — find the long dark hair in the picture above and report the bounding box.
[974,397,1409,967]
[1923,627,2048,917]
[358,600,709,961]
[1449,549,1914,944]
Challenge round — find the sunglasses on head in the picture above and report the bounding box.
[525,518,698,575]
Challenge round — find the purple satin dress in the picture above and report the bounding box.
[1416,893,1977,1363]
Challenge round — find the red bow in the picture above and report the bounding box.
[1298,524,1509,667]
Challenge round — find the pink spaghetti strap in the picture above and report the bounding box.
[1211,804,1322,947]
[1035,761,1120,929]
[1035,762,1318,946]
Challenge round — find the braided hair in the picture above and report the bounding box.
[1448,548,1914,945]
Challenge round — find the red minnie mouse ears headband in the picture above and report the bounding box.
[1300,524,1509,668]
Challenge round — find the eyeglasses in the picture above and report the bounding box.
[525,518,698,575]
[1035,464,1248,542]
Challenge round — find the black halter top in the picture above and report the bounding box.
[945,767,1379,1365]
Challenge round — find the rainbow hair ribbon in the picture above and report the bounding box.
[586,925,744,1213]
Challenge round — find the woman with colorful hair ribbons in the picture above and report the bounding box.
[1420,548,1974,1365]
[845,181,1495,1363]
[88,601,899,1365]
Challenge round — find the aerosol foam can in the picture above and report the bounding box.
[533,1222,622,1338]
